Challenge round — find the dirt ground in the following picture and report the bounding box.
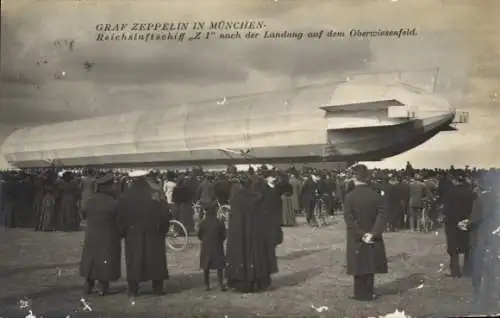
[0,216,495,318]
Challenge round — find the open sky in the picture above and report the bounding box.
[1,0,499,169]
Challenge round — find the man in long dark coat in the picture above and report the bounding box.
[57,171,81,231]
[117,170,171,296]
[288,174,302,214]
[197,175,217,219]
[261,173,286,248]
[80,168,97,212]
[408,175,427,231]
[226,175,278,293]
[79,173,121,296]
[442,176,476,277]
[437,173,454,204]
[384,175,403,231]
[214,175,231,205]
[300,174,322,225]
[467,175,500,312]
[343,164,388,301]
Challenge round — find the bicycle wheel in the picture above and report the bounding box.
[313,200,321,227]
[166,220,189,251]
[320,201,329,226]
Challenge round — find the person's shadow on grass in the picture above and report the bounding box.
[376,273,425,296]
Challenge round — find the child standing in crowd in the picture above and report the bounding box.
[197,206,227,291]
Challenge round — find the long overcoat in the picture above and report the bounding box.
[384,182,404,227]
[226,185,278,286]
[469,190,500,265]
[58,180,81,230]
[80,176,96,210]
[258,181,285,248]
[117,178,171,282]
[280,182,295,226]
[33,177,45,230]
[79,189,121,282]
[197,215,226,270]
[344,183,388,276]
[289,177,302,211]
[442,183,476,255]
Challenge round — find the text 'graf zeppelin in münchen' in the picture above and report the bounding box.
[95,20,418,42]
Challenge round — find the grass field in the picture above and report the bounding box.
[0,216,493,318]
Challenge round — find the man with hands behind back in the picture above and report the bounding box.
[343,164,388,301]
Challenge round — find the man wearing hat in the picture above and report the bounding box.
[343,164,388,301]
[117,170,171,296]
[79,173,122,296]
[300,172,324,226]
[442,175,477,277]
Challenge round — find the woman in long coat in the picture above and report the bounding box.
[289,174,302,213]
[280,175,296,226]
[13,174,35,227]
[0,174,15,227]
[37,184,56,231]
[226,176,278,293]
[58,172,81,231]
[33,176,45,231]
[80,169,96,211]
[79,174,122,296]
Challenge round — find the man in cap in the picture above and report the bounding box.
[79,173,122,296]
[117,169,171,296]
[343,164,388,301]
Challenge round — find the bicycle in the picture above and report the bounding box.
[194,200,230,222]
[312,196,329,227]
[166,219,189,251]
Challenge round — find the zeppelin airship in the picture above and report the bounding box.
[0,81,468,169]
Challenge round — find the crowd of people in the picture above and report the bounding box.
[0,163,499,310]
[0,162,486,232]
